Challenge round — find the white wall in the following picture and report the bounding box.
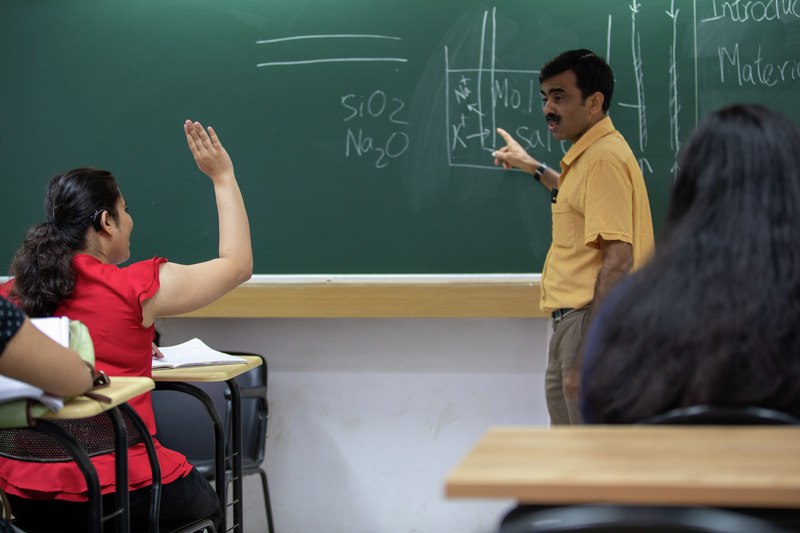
[155,317,551,533]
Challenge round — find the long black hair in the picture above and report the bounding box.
[582,104,800,423]
[9,168,120,317]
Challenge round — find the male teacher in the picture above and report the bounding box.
[493,49,654,425]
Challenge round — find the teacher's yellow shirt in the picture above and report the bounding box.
[540,117,654,313]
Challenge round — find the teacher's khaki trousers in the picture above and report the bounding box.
[545,307,589,425]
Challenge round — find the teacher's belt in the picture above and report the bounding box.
[551,308,576,326]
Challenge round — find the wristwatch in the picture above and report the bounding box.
[533,162,548,181]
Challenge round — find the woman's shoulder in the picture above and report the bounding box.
[73,253,166,270]
[74,254,167,287]
[122,256,168,275]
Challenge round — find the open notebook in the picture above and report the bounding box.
[153,338,247,369]
[0,316,71,410]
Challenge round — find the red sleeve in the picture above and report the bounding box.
[0,280,15,300]
[124,256,168,309]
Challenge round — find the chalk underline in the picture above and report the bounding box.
[257,57,408,67]
[256,34,402,44]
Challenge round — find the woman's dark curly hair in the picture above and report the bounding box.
[9,168,120,317]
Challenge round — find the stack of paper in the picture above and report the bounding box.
[0,316,72,410]
[30,316,70,347]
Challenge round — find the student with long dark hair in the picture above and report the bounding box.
[0,120,252,531]
[581,104,800,424]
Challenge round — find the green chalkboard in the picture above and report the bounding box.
[1,1,799,274]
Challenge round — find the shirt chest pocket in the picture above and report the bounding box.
[551,202,577,249]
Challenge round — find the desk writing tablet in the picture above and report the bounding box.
[446,426,800,508]
[151,356,262,383]
[39,377,155,420]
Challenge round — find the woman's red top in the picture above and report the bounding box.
[0,254,192,501]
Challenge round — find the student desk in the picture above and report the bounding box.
[445,426,800,508]
[152,356,263,533]
[36,376,155,533]
[40,376,154,420]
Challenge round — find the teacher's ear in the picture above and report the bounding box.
[587,91,605,116]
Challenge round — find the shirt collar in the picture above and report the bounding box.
[561,115,615,169]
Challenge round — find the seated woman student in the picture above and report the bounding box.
[580,104,800,424]
[0,296,94,397]
[0,121,252,531]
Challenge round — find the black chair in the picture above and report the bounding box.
[0,406,132,533]
[500,504,796,533]
[0,518,21,533]
[0,403,214,533]
[151,353,273,533]
[641,405,800,426]
[232,356,273,533]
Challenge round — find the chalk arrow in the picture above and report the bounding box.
[466,103,485,117]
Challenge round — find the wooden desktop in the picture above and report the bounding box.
[446,426,800,508]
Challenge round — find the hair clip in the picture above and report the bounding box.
[90,209,105,231]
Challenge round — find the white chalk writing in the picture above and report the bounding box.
[667,0,682,167]
[702,0,800,22]
[255,34,407,68]
[445,8,546,169]
[718,44,800,86]
[342,90,410,169]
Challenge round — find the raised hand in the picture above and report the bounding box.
[184,120,234,182]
